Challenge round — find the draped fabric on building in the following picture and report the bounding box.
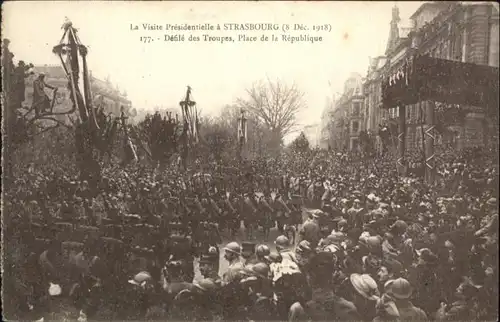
[321,2,499,155]
[382,54,499,110]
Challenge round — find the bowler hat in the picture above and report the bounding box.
[350,273,380,300]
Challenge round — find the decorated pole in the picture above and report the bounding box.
[424,101,436,183]
[237,108,247,166]
[53,19,102,191]
[384,61,412,176]
[120,106,138,165]
[179,86,196,171]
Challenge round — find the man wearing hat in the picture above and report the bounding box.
[242,191,258,240]
[298,210,321,247]
[475,198,498,237]
[222,242,244,285]
[275,235,297,263]
[298,251,360,321]
[241,263,278,321]
[384,278,427,321]
[409,248,440,315]
[32,72,57,116]
[382,220,408,263]
[376,257,403,291]
[273,191,289,235]
[347,198,365,229]
[295,240,314,271]
[436,276,484,321]
[273,235,303,313]
[350,273,380,321]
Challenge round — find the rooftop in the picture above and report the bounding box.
[409,2,449,20]
[398,26,413,39]
[33,65,67,79]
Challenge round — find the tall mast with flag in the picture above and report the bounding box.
[179,86,198,170]
[120,106,138,164]
[237,108,247,165]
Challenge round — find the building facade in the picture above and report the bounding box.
[26,65,132,119]
[364,56,388,153]
[91,73,132,116]
[319,96,335,149]
[403,1,499,151]
[326,2,499,155]
[330,73,366,152]
[303,123,321,148]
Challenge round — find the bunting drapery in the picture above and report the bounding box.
[382,54,499,110]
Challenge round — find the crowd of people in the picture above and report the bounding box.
[3,143,498,321]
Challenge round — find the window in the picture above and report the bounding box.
[415,128,424,151]
[443,40,450,60]
[351,138,359,151]
[409,105,417,123]
[489,22,499,67]
[352,121,359,133]
[352,102,361,116]
[462,28,468,62]
[453,30,463,61]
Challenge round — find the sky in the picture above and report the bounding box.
[3,1,423,141]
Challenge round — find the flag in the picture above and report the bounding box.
[243,117,247,143]
[191,108,199,143]
[124,137,138,164]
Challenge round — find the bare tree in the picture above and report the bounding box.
[236,78,307,149]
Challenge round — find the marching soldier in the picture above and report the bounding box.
[298,210,322,248]
[259,193,274,241]
[275,190,292,235]
[216,189,230,236]
[226,191,240,238]
[290,194,303,226]
[208,191,222,224]
[242,191,258,240]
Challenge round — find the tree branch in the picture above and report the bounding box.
[237,78,306,140]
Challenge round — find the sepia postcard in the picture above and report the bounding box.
[2,1,499,321]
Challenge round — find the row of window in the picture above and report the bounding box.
[333,9,498,143]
